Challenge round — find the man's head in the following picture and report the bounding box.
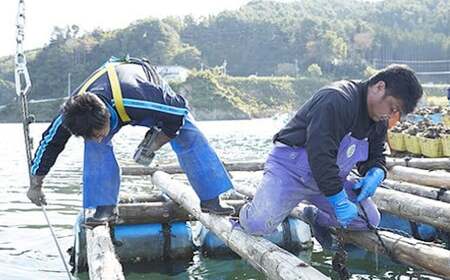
[366,64,423,122]
[62,93,110,143]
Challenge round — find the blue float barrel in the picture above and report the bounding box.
[72,212,193,271]
[193,218,312,255]
[379,211,438,241]
[114,222,193,261]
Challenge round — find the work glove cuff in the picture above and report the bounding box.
[367,167,386,180]
[326,189,348,208]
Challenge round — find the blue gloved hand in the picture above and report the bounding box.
[326,189,358,228]
[353,167,385,202]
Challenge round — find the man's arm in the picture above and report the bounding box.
[356,121,388,177]
[352,121,388,202]
[31,114,72,176]
[305,93,353,196]
[27,114,72,206]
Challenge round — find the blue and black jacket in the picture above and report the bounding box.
[31,58,188,176]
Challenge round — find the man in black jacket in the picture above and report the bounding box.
[239,64,423,247]
[26,56,234,224]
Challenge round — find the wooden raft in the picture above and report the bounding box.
[152,171,330,280]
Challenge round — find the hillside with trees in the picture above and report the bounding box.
[0,0,448,120]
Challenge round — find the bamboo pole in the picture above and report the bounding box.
[388,166,450,189]
[121,157,450,176]
[386,157,450,170]
[86,225,125,280]
[152,171,330,280]
[122,161,264,175]
[382,179,450,203]
[234,184,450,278]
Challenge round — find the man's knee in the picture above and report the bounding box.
[238,203,278,235]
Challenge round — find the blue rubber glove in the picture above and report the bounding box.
[326,189,358,228]
[353,167,385,202]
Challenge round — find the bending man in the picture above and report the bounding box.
[27,56,234,224]
[239,65,423,247]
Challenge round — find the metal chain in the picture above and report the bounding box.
[15,1,73,279]
[15,0,33,175]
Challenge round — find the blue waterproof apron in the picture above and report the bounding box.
[83,111,232,208]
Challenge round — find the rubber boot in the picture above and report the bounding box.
[85,205,118,227]
[300,206,333,250]
[200,197,235,215]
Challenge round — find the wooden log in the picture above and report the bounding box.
[121,157,450,176]
[86,225,125,280]
[234,184,450,278]
[118,201,191,224]
[117,199,246,224]
[152,171,330,280]
[386,157,450,170]
[388,166,450,189]
[120,190,246,203]
[119,191,168,203]
[382,179,450,203]
[373,188,450,232]
[340,230,450,278]
[122,161,264,175]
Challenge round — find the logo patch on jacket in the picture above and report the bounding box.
[346,144,356,158]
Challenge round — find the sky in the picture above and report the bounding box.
[0,0,256,57]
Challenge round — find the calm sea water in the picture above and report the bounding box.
[0,119,443,280]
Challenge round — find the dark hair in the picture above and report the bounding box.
[62,93,109,138]
[367,64,423,114]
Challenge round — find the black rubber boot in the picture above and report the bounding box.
[200,197,235,215]
[85,205,118,227]
[300,206,333,250]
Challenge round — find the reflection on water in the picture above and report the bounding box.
[0,120,443,279]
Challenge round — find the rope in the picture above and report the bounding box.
[15,1,73,279]
[332,229,350,280]
[358,204,399,263]
[436,188,447,201]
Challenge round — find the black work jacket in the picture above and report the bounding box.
[274,80,387,196]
